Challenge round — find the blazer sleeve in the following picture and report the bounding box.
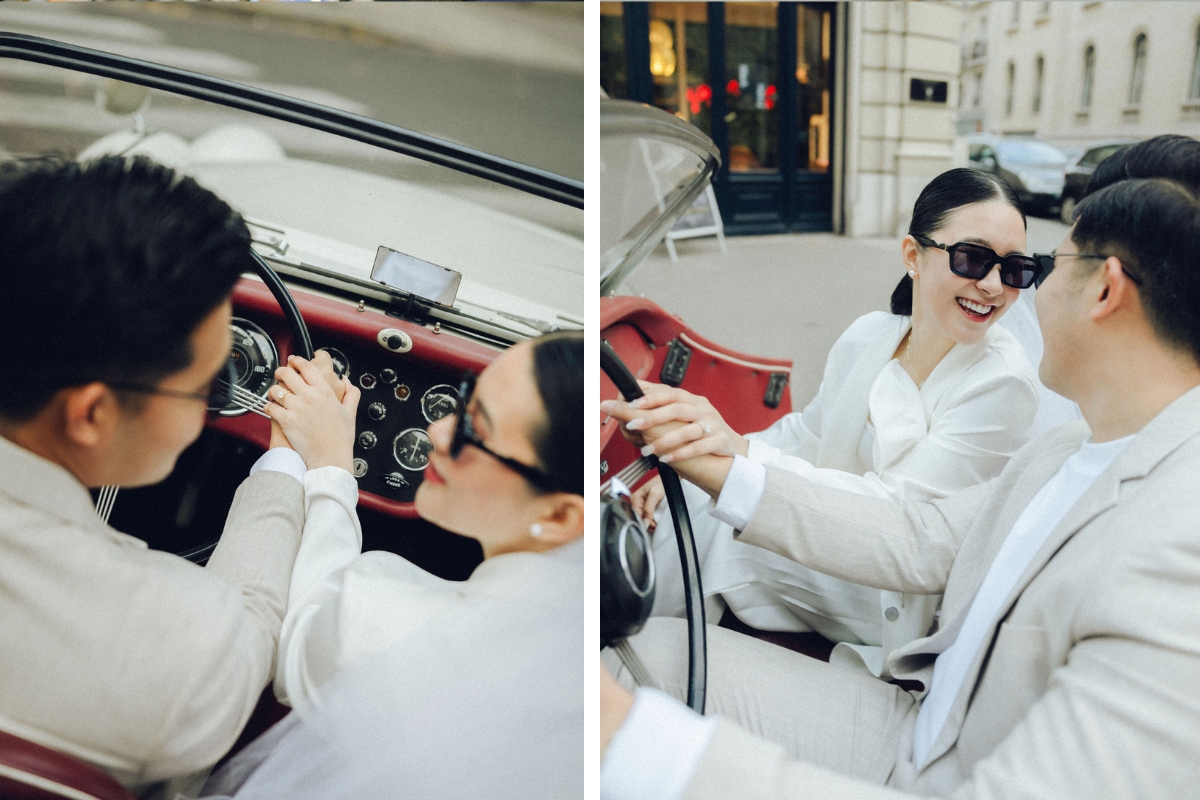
[736,466,989,595]
[140,470,305,780]
[274,466,365,707]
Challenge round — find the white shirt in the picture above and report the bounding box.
[910,434,1134,768]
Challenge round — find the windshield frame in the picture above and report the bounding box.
[0,32,583,209]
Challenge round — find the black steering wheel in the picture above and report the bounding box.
[249,250,313,361]
[600,342,707,713]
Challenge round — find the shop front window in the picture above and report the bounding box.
[725,2,779,173]
[601,3,629,100]
[649,3,712,135]
[797,5,831,172]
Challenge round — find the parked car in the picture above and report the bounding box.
[968,135,1068,216]
[0,29,581,796]
[1058,139,1137,224]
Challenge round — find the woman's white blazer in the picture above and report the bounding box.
[657,311,1039,679]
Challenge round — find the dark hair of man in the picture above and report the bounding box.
[1083,135,1200,202]
[0,155,251,421]
[1072,178,1200,365]
[528,330,584,497]
[891,167,1027,315]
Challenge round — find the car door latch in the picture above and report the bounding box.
[763,372,789,409]
[659,339,692,387]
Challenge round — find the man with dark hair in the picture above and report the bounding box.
[1085,133,1200,199]
[0,156,335,794]
[601,176,1200,799]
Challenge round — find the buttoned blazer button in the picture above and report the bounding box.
[885,606,900,621]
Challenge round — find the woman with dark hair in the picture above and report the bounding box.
[618,168,1039,680]
[203,331,584,799]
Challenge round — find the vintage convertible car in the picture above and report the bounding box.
[0,31,581,800]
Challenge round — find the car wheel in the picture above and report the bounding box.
[1059,195,1077,225]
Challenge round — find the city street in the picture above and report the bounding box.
[0,3,582,235]
[617,215,1070,407]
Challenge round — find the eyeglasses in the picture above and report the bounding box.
[451,373,559,492]
[108,359,236,413]
[1031,252,1143,289]
[914,235,1042,289]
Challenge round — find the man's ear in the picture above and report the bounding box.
[61,383,121,448]
[1089,257,1139,322]
[532,492,584,548]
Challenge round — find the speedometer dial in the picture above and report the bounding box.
[218,318,278,417]
[421,384,459,424]
[393,428,434,471]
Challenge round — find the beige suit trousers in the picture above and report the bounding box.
[605,618,917,785]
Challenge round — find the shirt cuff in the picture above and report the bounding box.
[600,688,717,800]
[709,455,766,532]
[249,447,307,485]
[745,438,780,465]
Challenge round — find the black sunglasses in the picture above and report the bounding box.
[914,235,1042,289]
[1031,252,1142,289]
[452,373,559,492]
[108,359,236,413]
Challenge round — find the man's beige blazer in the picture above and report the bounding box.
[685,385,1200,799]
[0,435,304,789]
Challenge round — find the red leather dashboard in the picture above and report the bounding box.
[210,277,499,518]
[600,295,794,485]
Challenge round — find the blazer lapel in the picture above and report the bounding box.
[922,385,1200,768]
[815,315,908,473]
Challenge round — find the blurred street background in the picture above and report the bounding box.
[0,2,583,235]
[604,1,1197,407]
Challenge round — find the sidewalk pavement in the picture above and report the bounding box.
[615,216,1069,408]
[201,2,583,75]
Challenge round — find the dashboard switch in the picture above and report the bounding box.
[377,328,413,354]
[380,368,397,384]
[359,373,377,390]
[367,402,387,421]
[358,431,378,450]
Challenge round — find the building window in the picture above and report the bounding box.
[1011,2,1020,27]
[1033,55,1044,113]
[1129,33,1147,106]
[1081,45,1095,109]
[1006,62,1015,116]
[1192,25,1200,99]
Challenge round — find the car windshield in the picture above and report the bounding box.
[0,7,582,341]
[995,140,1067,167]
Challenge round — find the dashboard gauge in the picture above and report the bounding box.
[393,428,434,471]
[421,384,459,424]
[317,347,349,379]
[219,318,278,417]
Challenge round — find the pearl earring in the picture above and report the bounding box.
[530,523,543,538]
[908,270,916,278]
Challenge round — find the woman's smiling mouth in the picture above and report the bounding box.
[957,297,995,321]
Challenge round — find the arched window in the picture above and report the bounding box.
[1081,45,1095,109]
[1033,55,1044,113]
[1006,62,1015,116]
[1190,25,1200,99]
[1129,34,1147,105]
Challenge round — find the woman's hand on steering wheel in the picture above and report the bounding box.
[604,381,750,464]
[268,350,348,451]
[266,352,361,471]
